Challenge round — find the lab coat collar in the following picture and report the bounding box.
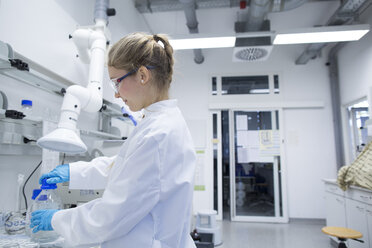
[143,99,177,117]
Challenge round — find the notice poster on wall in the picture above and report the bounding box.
[236,130,279,163]
[259,130,280,156]
[236,115,248,130]
[194,149,206,191]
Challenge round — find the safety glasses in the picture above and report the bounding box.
[110,66,156,94]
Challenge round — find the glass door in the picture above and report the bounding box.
[229,109,287,222]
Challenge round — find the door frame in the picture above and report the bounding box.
[212,107,288,223]
[210,110,223,220]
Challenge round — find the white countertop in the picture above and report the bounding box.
[0,226,64,248]
[323,178,372,193]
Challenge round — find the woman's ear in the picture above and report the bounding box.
[138,66,150,85]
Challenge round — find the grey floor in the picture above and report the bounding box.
[216,219,333,248]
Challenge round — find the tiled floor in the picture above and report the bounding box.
[216,219,333,248]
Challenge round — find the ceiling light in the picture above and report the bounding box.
[273,24,370,45]
[169,36,235,50]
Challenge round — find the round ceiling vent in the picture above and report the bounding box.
[235,47,268,61]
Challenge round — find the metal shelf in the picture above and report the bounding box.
[0,117,124,156]
[0,117,42,155]
[0,40,131,156]
[0,40,130,124]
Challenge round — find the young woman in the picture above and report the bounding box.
[30,32,196,248]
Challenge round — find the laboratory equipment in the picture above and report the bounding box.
[28,179,62,243]
[195,210,222,246]
[4,212,25,235]
[5,174,26,235]
[37,0,114,154]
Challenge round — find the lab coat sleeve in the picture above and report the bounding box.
[69,156,116,190]
[51,136,161,246]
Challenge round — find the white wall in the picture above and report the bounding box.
[170,41,338,218]
[143,1,339,218]
[338,9,372,106]
[337,7,372,166]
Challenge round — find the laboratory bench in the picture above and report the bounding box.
[0,226,65,247]
[323,179,372,248]
[0,226,101,248]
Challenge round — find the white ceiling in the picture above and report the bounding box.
[141,0,340,37]
[56,0,340,41]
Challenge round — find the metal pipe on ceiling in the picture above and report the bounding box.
[295,0,370,64]
[180,0,204,64]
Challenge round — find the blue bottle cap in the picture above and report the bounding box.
[21,100,32,106]
[32,189,42,200]
[40,178,57,189]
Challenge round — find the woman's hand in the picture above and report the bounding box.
[30,209,60,233]
[39,164,70,184]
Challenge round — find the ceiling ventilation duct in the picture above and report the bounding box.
[233,0,273,62]
[233,36,273,62]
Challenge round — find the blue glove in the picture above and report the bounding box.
[39,164,70,184]
[30,209,59,233]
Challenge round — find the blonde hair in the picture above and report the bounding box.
[108,32,174,94]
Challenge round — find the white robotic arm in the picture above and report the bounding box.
[37,20,108,154]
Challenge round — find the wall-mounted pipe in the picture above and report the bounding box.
[327,43,346,168]
[180,0,204,64]
[94,0,109,24]
[37,0,111,154]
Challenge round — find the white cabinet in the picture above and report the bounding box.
[324,180,372,248]
[345,198,369,248]
[366,206,372,248]
[325,191,347,243]
[325,192,347,228]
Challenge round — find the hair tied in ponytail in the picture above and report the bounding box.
[153,34,165,49]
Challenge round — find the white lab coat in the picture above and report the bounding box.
[51,100,196,248]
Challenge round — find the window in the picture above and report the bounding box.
[222,75,269,95]
[211,74,280,96]
[212,77,217,95]
[347,100,369,159]
[274,75,279,94]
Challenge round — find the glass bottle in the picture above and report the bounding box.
[21,100,33,119]
[25,189,41,237]
[28,179,62,244]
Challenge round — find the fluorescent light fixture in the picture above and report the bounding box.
[170,36,235,50]
[273,24,370,45]
[37,128,87,154]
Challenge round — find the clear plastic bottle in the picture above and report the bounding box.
[27,179,62,244]
[21,100,33,119]
[25,189,42,237]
